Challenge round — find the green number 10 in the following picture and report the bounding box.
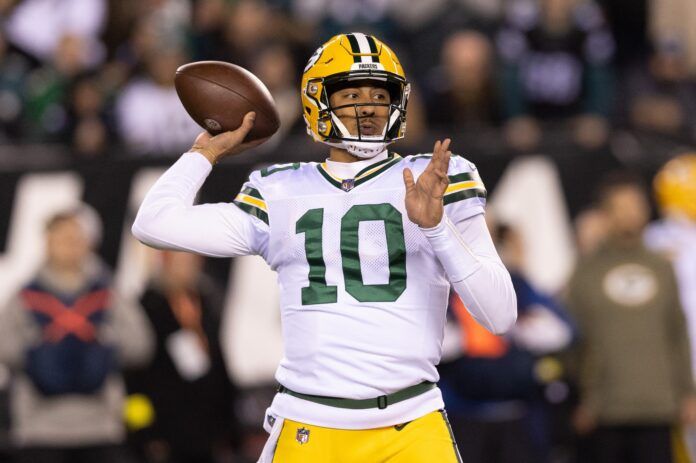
[296,204,407,305]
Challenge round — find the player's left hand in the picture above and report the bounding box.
[403,138,451,228]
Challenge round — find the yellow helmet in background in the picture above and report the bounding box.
[301,33,410,158]
[654,153,696,221]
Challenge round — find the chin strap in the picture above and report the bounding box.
[324,139,391,159]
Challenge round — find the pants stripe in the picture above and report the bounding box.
[439,410,463,463]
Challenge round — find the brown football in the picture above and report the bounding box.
[174,61,280,141]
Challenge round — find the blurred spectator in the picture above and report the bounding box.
[624,48,696,139]
[425,30,499,130]
[22,34,95,142]
[496,0,615,151]
[106,15,165,102]
[3,0,106,68]
[189,0,230,61]
[0,205,153,463]
[566,172,696,463]
[574,207,609,256]
[66,72,112,157]
[115,46,201,155]
[222,0,279,69]
[251,43,303,146]
[140,0,192,48]
[126,250,240,463]
[389,0,503,86]
[439,221,574,463]
[0,30,30,142]
[109,0,191,96]
[113,16,161,74]
[650,0,696,77]
[289,0,394,43]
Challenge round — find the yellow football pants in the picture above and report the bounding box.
[270,410,462,463]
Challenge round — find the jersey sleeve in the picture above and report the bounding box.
[132,153,269,259]
[233,171,270,227]
[228,169,272,257]
[443,155,487,223]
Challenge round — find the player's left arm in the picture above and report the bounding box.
[403,139,517,334]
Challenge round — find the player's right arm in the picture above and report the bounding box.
[132,112,269,258]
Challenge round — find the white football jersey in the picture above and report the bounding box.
[645,219,696,378]
[232,153,486,426]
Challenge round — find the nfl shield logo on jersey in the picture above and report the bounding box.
[296,427,310,445]
[341,178,355,192]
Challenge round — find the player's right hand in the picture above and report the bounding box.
[191,112,268,165]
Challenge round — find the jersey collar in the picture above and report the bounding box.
[317,152,402,192]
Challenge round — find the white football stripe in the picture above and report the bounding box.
[353,32,372,63]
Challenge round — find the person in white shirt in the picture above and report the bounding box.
[132,32,517,463]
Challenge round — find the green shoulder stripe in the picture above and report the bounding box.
[448,172,475,184]
[240,186,263,200]
[443,188,487,206]
[234,200,269,225]
[261,163,301,177]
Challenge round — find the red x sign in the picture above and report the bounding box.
[22,289,110,343]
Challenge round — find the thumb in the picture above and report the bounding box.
[239,111,257,135]
[403,168,416,192]
[193,131,212,145]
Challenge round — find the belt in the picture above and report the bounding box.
[276,381,436,410]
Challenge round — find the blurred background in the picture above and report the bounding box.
[0,0,696,462]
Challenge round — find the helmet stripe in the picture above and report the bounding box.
[366,35,378,62]
[346,34,361,63]
[353,33,373,63]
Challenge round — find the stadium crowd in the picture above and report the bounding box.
[0,0,694,155]
[1,0,696,462]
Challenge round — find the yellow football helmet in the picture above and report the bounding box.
[654,153,696,221]
[301,33,410,158]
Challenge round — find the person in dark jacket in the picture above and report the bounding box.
[125,250,240,463]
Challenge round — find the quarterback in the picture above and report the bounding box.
[133,33,517,462]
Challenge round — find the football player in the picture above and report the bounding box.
[645,154,696,459]
[133,33,517,463]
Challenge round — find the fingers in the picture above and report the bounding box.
[403,168,416,192]
[432,139,441,157]
[212,111,257,145]
[430,138,452,177]
[439,138,451,154]
[239,111,257,134]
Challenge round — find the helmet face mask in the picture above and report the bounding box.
[302,34,410,158]
[322,75,408,142]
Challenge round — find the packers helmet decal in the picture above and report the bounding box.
[654,153,696,221]
[301,33,410,158]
